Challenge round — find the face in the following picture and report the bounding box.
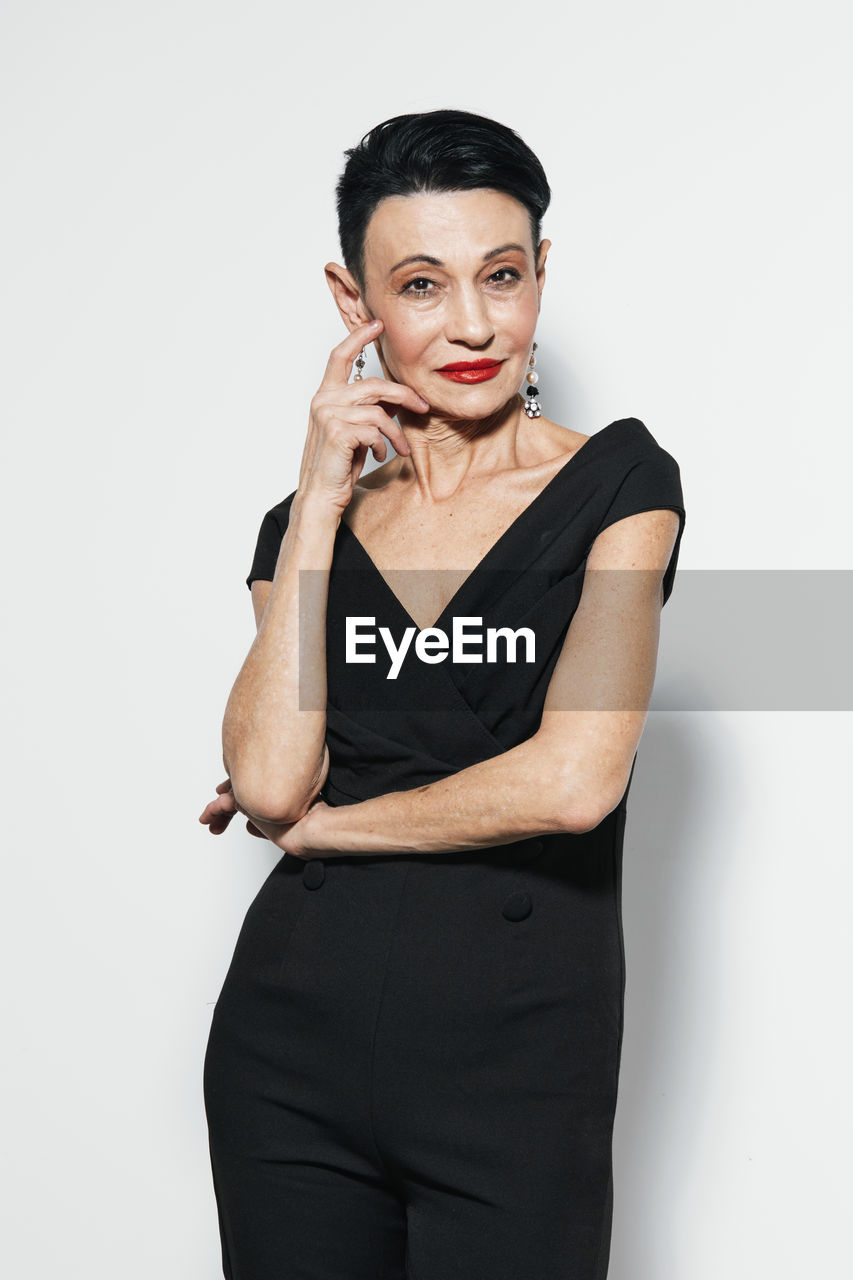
[328,188,549,421]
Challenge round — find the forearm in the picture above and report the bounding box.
[223,492,337,823]
[295,733,602,857]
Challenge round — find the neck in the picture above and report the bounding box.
[393,395,530,497]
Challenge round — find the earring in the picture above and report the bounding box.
[523,342,541,418]
[352,348,366,382]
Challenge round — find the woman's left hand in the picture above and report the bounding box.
[199,777,269,838]
[199,778,331,859]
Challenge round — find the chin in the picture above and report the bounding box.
[437,388,519,419]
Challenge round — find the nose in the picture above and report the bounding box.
[445,283,494,349]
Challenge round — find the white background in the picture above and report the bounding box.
[2,1,850,1275]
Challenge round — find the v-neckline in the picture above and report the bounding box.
[338,419,625,633]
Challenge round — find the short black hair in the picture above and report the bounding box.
[335,108,551,291]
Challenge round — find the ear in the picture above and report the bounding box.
[535,239,550,302]
[324,262,373,332]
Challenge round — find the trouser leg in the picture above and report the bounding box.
[203,854,411,1279]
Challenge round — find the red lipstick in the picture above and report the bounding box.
[436,359,504,384]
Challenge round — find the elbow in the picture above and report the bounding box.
[227,764,323,826]
[548,771,628,835]
[231,779,317,826]
[550,798,611,835]
[225,747,329,828]
[532,730,633,835]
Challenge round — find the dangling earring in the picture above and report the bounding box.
[523,342,541,418]
[352,348,366,382]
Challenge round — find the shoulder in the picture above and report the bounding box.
[532,418,592,463]
[586,418,686,603]
[259,488,298,531]
[245,488,298,591]
[592,418,685,510]
[613,416,683,469]
[538,415,682,482]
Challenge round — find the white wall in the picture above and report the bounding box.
[2,1,849,1275]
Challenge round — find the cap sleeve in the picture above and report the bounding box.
[245,491,297,590]
[596,445,686,606]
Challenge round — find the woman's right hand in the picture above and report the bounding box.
[295,318,428,517]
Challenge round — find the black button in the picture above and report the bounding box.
[502,891,533,921]
[302,860,325,889]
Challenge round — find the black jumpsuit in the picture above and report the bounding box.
[203,417,686,1280]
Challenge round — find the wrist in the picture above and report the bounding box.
[290,798,334,859]
[290,489,343,533]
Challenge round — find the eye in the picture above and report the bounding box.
[400,277,437,297]
[488,268,522,287]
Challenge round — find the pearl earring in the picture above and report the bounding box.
[523,342,541,418]
[352,348,366,382]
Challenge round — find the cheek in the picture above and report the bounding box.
[378,319,432,370]
[514,289,541,331]
[498,298,539,354]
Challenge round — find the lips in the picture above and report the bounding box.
[436,359,505,384]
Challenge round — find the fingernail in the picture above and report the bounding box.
[368,319,381,330]
[418,396,429,408]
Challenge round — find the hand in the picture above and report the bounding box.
[198,778,326,856]
[295,318,429,517]
[198,777,269,839]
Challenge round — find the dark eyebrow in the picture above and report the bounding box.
[389,243,528,274]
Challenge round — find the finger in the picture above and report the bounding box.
[203,808,234,832]
[215,778,232,794]
[320,319,383,389]
[199,794,237,823]
[208,813,234,835]
[353,431,388,471]
[325,405,411,460]
[341,376,429,416]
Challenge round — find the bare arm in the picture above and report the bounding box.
[222,494,338,824]
[271,507,682,857]
[199,575,323,838]
[221,318,424,826]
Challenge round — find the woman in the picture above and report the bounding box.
[201,108,686,1280]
